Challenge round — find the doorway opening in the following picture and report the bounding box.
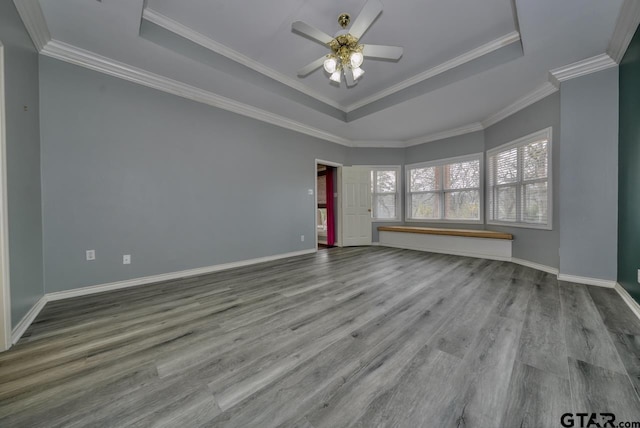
[315,160,342,250]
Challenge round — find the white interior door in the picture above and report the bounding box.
[342,166,372,246]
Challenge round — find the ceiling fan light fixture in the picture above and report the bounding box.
[350,51,364,68]
[293,1,403,87]
[323,57,338,74]
[352,66,365,80]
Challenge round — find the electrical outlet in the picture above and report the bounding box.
[123,255,131,265]
[86,250,95,261]
[308,189,313,195]
[301,235,305,242]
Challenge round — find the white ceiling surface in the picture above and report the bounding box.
[38,0,623,144]
[146,0,517,106]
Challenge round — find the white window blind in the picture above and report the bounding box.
[371,167,401,221]
[487,128,552,229]
[406,154,482,223]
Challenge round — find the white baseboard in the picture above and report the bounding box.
[557,273,616,288]
[511,258,559,275]
[615,283,640,321]
[47,248,317,302]
[11,295,47,345]
[8,248,317,345]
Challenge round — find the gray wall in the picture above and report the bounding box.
[560,68,618,281]
[406,131,485,163]
[485,93,561,268]
[0,3,44,327]
[36,53,618,294]
[40,57,347,293]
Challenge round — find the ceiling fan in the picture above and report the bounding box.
[292,0,403,87]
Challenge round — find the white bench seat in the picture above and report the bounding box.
[377,226,513,261]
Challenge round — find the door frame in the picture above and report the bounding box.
[0,42,12,352]
[315,159,343,249]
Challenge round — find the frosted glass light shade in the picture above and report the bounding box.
[352,67,365,80]
[350,51,364,68]
[329,70,342,83]
[323,57,338,74]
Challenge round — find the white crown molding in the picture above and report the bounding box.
[548,53,617,86]
[142,8,343,111]
[344,31,521,113]
[607,0,640,63]
[482,82,558,129]
[405,123,484,147]
[615,283,640,322]
[11,295,46,345]
[40,40,352,147]
[12,0,51,51]
[351,140,407,148]
[557,273,616,288]
[11,4,615,150]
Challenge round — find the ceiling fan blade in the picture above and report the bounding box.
[349,0,383,40]
[292,21,334,45]
[345,68,357,87]
[362,44,403,60]
[297,56,327,77]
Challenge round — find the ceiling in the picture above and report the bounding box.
[31,0,627,145]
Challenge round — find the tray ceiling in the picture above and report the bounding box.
[32,0,626,145]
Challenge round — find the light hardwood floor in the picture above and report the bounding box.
[1,247,639,427]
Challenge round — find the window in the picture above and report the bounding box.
[405,154,482,223]
[371,167,401,221]
[487,128,552,229]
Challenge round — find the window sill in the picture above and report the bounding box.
[405,218,484,225]
[487,220,552,231]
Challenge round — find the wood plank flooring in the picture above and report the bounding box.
[1,247,639,427]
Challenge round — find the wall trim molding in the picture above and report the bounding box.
[344,31,522,113]
[40,40,352,147]
[0,44,11,352]
[511,258,559,275]
[557,273,617,288]
[607,0,640,63]
[142,8,343,111]
[482,82,559,128]
[11,295,46,345]
[45,249,317,302]
[351,140,407,148]
[615,283,640,322]
[8,248,317,345]
[405,123,484,147]
[12,0,51,51]
[11,2,624,149]
[549,53,617,86]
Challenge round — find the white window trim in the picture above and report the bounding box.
[368,165,402,222]
[486,127,553,230]
[405,153,484,224]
